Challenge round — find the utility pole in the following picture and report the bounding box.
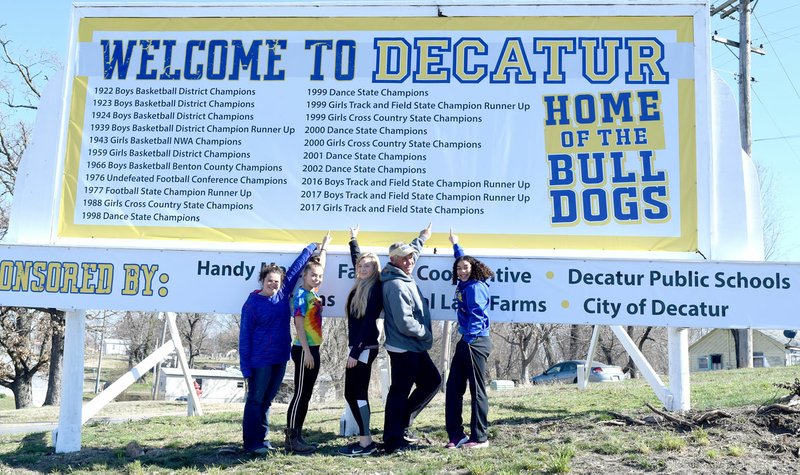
[736,0,754,369]
[711,0,765,368]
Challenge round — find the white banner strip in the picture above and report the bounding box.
[1,244,796,329]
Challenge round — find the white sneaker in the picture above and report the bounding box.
[463,440,489,449]
[263,440,277,451]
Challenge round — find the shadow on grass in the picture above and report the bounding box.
[1,435,257,473]
[2,427,399,473]
[490,400,621,427]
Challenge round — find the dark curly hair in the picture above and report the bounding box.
[259,263,286,285]
[452,255,495,284]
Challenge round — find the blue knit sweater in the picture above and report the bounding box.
[239,244,315,377]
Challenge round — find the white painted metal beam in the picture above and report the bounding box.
[608,326,673,408]
[667,328,691,411]
[80,339,177,424]
[54,309,86,453]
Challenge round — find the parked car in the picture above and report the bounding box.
[530,360,626,384]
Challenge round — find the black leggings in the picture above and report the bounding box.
[344,348,379,436]
[287,345,320,431]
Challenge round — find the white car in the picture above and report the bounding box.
[531,360,626,384]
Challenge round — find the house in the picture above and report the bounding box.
[103,338,129,356]
[156,367,338,404]
[156,367,246,403]
[689,329,800,371]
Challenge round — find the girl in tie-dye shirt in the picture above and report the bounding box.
[285,232,330,453]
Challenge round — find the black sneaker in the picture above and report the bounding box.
[403,429,419,444]
[339,441,377,457]
[384,440,415,455]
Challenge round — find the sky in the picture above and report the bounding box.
[1,0,798,261]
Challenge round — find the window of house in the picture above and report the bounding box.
[697,356,710,370]
[237,381,244,388]
[711,354,723,370]
[753,352,766,368]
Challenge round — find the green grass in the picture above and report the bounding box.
[0,394,15,411]
[0,365,797,474]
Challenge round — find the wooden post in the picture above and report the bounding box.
[737,0,754,370]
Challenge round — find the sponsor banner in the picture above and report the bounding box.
[56,13,703,251]
[1,245,796,329]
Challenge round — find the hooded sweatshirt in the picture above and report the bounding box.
[453,243,491,343]
[380,236,433,352]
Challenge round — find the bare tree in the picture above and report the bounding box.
[0,27,57,205]
[215,314,240,359]
[0,307,52,408]
[43,309,65,405]
[115,311,161,371]
[0,27,60,408]
[318,318,349,396]
[755,162,784,261]
[494,323,558,384]
[621,326,656,378]
[176,312,213,368]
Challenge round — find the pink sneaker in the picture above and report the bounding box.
[444,435,469,449]
[462,440,489,449]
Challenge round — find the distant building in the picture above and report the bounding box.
[157,367,246,403]
[689,329,800,371]
[103,338,129,356]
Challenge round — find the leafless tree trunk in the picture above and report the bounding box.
[567,325,582,359]
[43,309,65,405]
[0,307,52,408]
[624,326,654,378]
[494,323,553,384]
[177,312,213,368]
[117,311,161,371]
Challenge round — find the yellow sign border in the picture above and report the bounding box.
[60,16,698,251]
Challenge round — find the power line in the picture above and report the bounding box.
[754,134,800,142]
[752,12,800,100]
[751,85,800,161]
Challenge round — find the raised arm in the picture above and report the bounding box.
[284,243,317,292]
[409,222,432,255]
[349,225,361,267]
[450,228,465,258]
[317,231,332,270]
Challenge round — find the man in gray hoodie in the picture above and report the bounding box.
[380,223,441,454]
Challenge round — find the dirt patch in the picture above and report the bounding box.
[565,405,800,474]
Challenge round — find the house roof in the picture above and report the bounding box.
[759,330,800,348]
[690,329,800,350]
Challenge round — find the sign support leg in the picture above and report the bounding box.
[166,312,203,416]
[667,327,691,411]
[54,309,86,453]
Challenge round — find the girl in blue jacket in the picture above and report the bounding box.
[444,229,495,449]
[239,237,326,455]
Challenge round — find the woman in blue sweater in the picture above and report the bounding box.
[444,229,495,449]
[239,238,326,455]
